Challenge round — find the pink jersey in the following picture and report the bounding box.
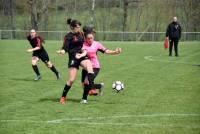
[83,41,107,68]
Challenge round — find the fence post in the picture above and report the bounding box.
[135,32,137,41]
[152,32,154,41]
[11,30,13,40]
[0,30,1,40]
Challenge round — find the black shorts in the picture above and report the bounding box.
[68,56,88,69]
[32,50,49,63]
[81,68,100,83]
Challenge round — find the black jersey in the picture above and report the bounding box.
[62,32,84,58]
[27,35,45,53]
[166,22,182,39]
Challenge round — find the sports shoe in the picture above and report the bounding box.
[60,97,66,104]
[80,99,88,104]
[99,83,104,96]
[56,73,61,80]
[34,75,41,81]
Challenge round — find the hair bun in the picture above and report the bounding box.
[67,18,72,25]
[83,25,95,33]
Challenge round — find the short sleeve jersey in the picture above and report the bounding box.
[62,32,84,58]
[82,41,107,68]
[27,35,44,53]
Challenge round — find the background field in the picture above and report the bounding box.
[0,40,200,134]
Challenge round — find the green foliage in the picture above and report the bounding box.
[0,0,200,32]
[0,40,200,134]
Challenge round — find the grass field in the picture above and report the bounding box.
[0,40,200,134]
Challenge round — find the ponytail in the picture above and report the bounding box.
[37,36,45,44]
[67,18,81,29]
[83,25,95,37]
[67,18,72,25]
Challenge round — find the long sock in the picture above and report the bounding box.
[87,73,95,89]
[62,84,71,97]
[87,73,102,89]
[82,84,90,100]
[50,65,59,75]
[32,65,40,76]
[94,84,102,89]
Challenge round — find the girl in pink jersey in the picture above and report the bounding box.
[80,28,121,103]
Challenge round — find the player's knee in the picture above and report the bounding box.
[31,60,37,65]
[46,61,52,68]
[87,69,94,74]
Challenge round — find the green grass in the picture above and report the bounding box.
[0,40,200,134]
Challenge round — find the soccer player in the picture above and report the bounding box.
[57,19,101,104]
[26,29,60,81]
[81,26,121,100]
[166,16,182,57]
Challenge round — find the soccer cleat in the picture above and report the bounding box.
[34,75,41,81]
[80,99,88,104]
[89,89,98,96]
[56,73,61,80]
[60,97,66,104]
[99,83,104,96]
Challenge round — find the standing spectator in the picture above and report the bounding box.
[166,16,182,57]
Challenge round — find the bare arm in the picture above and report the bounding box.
[27,37,41,52]
[27,47,40,52]
[56,49,66,55]
[75,49,87,59]
[104,48,122,55]
[56,36,69,55]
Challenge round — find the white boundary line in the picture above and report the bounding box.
[1,113,200,125]
[144,56,199,65]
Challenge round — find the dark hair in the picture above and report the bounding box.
[67,18,81,29]
[83,25,95,37]
[37,36,45,44]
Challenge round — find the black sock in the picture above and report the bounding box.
[87,73,95,89]
[32,65,40,76]
[82,84,90,100]
[50,65,59,75]
[94,84,102,89]
[87,73,101,89]
[62,84,71,97]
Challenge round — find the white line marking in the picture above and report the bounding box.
[56,122,200,128]
[1,113,200,124]
[47,113,200,123]
[144,56,199,65]
[1,120,200,128]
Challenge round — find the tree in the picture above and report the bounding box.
[29,0,38,30]
[179,0,200,32]
[2,0,16,38]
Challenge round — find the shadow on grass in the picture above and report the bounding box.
[38,97,81,103]
[193,64,200,67]
[10,77,35,82]
[10,77,53,82]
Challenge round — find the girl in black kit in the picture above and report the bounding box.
[27,29,60,81]
[57,18,99,104]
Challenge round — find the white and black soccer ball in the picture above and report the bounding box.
[112,81,124,92]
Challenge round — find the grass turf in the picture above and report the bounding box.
[0,40,200,134]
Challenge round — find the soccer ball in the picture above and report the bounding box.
[112,81,124,92]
